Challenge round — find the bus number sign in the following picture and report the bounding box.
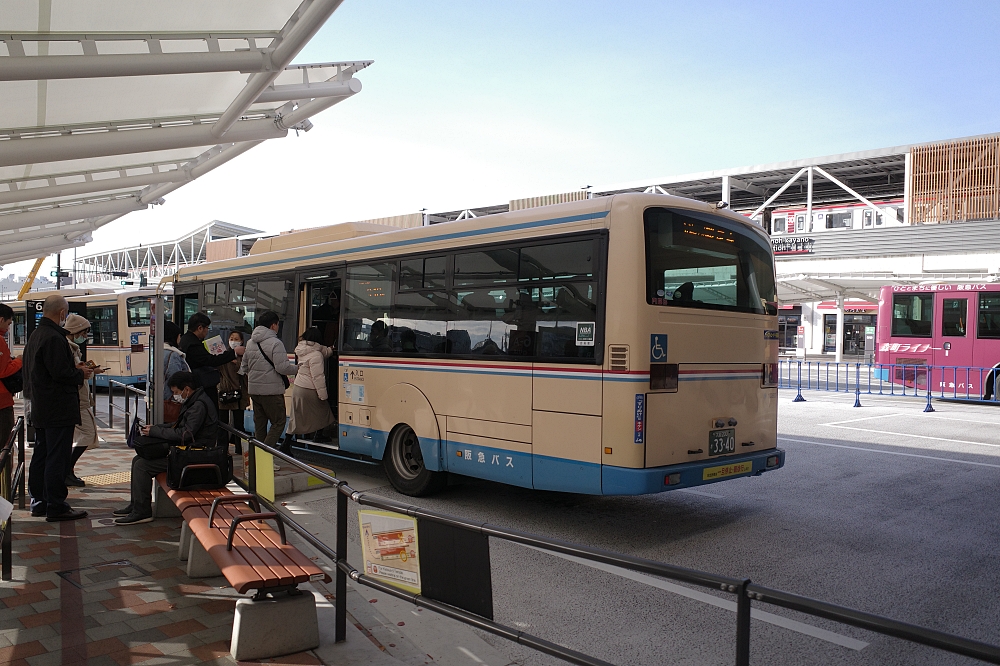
[634,394,645,444]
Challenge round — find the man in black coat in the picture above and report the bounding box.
[24,295,93,521]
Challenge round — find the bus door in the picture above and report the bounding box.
[299,270,342,409]
[936,296,975,393]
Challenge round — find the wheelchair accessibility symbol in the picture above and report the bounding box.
[650,334,667,363]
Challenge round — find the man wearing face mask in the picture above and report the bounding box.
[23,295,93,522]
[113,371,218,525]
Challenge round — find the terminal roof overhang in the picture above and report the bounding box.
[777,272,1000,305]
[0,0,370,266]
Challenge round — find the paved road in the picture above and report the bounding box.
[293,391,1000,666]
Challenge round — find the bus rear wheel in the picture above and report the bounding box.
[383,425,446,497]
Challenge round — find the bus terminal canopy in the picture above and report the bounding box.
[776,272,1000,305]
[0,0,369,266]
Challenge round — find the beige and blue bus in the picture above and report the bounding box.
[172,193,784,496]
[8,288,168,388]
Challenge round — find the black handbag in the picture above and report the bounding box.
[133,435,171,461]
[0,368,23,395]
[218,388,243,407]
[166,444,233,490]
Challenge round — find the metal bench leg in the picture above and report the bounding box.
[231,589,320,661]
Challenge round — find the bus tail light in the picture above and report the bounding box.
[665,473,681,486]
[762,363,778,388]
[766,455,780,468]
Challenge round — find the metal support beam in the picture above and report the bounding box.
[0,197,145,231]
[728,176,767,196]
[138,140,263,204]
[721,176,731,207]
[0,219,101,245]
[835,292,845,363]
[0,119,285,168]
[0,170,185,206]
[255,78,361,104]
[213,0,346,137]
[750,168,807,219]
[806,167,813,232]
[0,50,274,81]
[0,235,91,264]
[812,165,898,224]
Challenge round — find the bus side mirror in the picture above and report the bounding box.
[943,342,951,351]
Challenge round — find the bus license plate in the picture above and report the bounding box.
[708,429,736,456]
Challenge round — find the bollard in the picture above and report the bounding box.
[853,363,862,408]
[793,362,806,402]
[924,390,935,413]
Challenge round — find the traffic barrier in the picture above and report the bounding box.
[221,423,1000,666]
[778,360,1000,407]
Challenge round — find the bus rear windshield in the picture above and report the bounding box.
[644,207,776,315]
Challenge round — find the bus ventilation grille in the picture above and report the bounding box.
[609,345,629,372]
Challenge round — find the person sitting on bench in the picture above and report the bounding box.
[113,371,219,525]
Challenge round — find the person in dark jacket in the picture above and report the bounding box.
[178,312,241,410]
[24,295,93,521]
[113,371,219,525]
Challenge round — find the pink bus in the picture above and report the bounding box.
[876,284,1000,397]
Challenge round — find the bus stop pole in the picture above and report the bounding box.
[150,295,165,424]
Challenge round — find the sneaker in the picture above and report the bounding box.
[114,512,153,525]
[65,474,86,487]
[46,509,88,522]
[112,505,133,517]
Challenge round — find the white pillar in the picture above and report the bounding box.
[721,176,731,207]
[835,292,845,363]
[903,150,912,225]
[806,167,813,232]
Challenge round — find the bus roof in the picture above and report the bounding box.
[172,192,767,283]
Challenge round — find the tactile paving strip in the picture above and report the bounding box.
[80,471,131,486]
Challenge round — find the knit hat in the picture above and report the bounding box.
[64,314,91,335]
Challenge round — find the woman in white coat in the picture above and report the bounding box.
[63,314,100,487]
[288,327,336,439]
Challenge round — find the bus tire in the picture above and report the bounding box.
[383,424,446,497]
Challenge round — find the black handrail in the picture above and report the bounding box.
[219,423,1000,665]
[107,379,147,432]
[1,416,26,582]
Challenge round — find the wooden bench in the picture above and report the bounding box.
[153,474,332,660]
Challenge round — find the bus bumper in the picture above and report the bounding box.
[601,448,785,496]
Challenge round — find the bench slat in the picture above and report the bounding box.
[187,513,293,590]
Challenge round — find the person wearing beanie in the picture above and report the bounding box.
[63,314,101,487]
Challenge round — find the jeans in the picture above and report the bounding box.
[250,394,286,448]
[28,425,75,516]
[130,455,169,516]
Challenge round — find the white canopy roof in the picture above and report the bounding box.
[0,0,370,265]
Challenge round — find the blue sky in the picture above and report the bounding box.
[17,0,1000,274]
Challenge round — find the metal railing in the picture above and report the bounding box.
[0,417,26,581]
[107,380,147,432]
[220,423,1000,666]
[779,360,1000,410]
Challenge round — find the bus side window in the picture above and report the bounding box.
[343,264,394,352]
[941,299,967,337]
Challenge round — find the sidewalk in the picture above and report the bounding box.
[2,409,519,666]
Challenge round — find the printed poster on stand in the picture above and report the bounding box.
[359,509,421,594]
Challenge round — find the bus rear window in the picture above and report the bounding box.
[644,207,775,315]
[978,294,1000,339]
[891,294,933,337]
[126,297,151,327]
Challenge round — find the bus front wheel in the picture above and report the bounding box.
[383,425,446,497]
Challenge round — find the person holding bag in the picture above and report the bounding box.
[239,310,297,453]
[63,315,101,487]
[219,330,250,454]
[113,371,219,525]
[288,327,336,440]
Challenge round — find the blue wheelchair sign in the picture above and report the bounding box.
[650,334,667,363]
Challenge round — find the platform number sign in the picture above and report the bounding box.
[634,394,645,444]
[650,334,667,363]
